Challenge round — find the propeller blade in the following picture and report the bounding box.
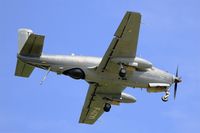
[174,66,179,100]
[174,82,177,99]
[176,66,179,77]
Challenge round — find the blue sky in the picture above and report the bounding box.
[0,0,200,133]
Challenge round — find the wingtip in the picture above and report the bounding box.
[126,11,141,16]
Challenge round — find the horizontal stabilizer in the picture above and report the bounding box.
[19,34,45,57]
[15,59,34,77]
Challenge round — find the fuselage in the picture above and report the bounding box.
[15,12,182,124]
[18,54,174,92]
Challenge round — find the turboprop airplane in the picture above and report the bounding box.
[15,11,181,124]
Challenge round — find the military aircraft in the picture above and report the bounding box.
[15,11,181,124]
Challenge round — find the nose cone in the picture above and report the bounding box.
[173,66,182,84]
[173,75,182,83]
[172,71,182,99]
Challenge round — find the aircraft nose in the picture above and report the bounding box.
[172,67,182,99]
[172,66,182,84]
[173,76,182,83]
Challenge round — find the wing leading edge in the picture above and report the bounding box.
[97,12,141,73]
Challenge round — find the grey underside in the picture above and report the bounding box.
[15,11,175,125]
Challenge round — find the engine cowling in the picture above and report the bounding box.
[63,68,85,79]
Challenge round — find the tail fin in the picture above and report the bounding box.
[15,28,45,77]
[18,28,33,54]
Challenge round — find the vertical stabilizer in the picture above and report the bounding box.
[18,28,33,53]
[15,28,34,77]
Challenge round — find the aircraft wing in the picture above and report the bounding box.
[97,12,141,73]
[79,83,125,124]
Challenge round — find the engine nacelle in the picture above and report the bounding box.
[63,68,85,79]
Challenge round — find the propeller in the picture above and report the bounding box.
[174,66,182,99]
